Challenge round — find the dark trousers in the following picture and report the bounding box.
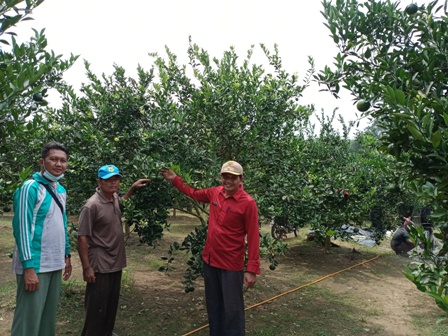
[81,270,122,336]
[393,242,415,256]
[203,262,245,336]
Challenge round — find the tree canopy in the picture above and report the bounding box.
[319,0,448,316]
[0,0,77,205]
[0,0,425,299]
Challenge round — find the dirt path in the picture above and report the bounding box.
[256,242,440,336]
[317,255,423,336]
[0,219,446,335]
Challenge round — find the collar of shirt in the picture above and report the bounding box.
[219,184,244,201]
[96,187,118,203]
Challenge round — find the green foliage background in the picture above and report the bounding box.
[318,0,448,317]
[4,0,445,314]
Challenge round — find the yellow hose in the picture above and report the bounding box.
[182,254,380,336]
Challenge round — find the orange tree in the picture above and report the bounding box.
[352,128,418,241]
[295,111,360,251]
[0,0,77,208]
[45,61,174,242]
[45,38,409,288]
[318,0,448,316]
[139,43,314,288]
[43,41,314,289]
[36,37,407,289]
[296,109,417,252]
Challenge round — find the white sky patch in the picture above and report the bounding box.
[8,0,424,134]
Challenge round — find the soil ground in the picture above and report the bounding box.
[0,214,447,335]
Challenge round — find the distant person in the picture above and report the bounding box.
[420,205,434,250]
[390,216,415,256]
[11,141,72,336]
[420,205,432,225]
[161,160,260,336]
[77,165,150,336]
[398,204,413,221]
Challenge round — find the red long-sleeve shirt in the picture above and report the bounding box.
[172,176,260,274]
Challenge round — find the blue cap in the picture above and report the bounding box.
[98,165,121,179]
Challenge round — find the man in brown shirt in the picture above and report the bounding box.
[78,164,150,336]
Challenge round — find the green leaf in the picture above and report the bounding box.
[391,113,412,120]
[431,130,442,148]
[442,113,448,127]
[406,124,425,141]
[395,89,406,105]
[384,86,396,104]
[427,292,445,304]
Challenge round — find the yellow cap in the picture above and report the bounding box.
[220,161,243,175]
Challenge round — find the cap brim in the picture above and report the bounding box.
[100,173,122,179]
[220,171,242,175]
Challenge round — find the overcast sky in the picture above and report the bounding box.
[11,0,421,133]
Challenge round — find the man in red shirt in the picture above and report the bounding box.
[161,161,260,335]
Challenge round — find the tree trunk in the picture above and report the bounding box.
[325,235,331,253]
[125,222,130,236]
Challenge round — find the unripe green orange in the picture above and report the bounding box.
[32,93,43,102]
[405,3,418,15]
[356,100,371,112]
